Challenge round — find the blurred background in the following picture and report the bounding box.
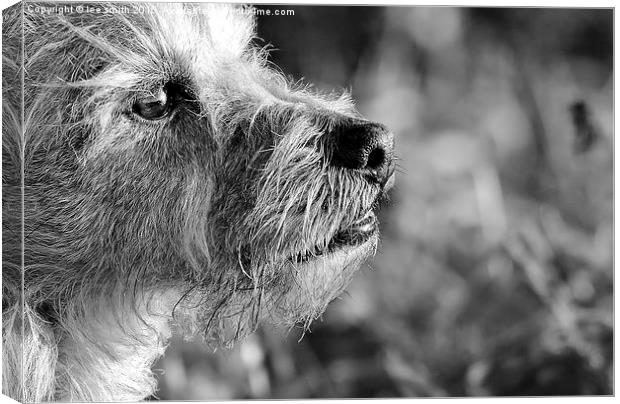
[153,6,613,398]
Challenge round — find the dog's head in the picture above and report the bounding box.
[6,3,394,342]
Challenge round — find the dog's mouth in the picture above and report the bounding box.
[292,210,378,264]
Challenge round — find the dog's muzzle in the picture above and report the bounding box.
[287,118,396,264]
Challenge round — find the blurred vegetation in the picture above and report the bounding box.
[153,6,613,398]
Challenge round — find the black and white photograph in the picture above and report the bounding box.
[1,0,615,402]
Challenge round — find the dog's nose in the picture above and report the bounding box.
[330,120,395,185]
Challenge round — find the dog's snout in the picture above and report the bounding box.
[331,120,395,185]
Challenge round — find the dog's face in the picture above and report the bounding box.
[16,3,394,341]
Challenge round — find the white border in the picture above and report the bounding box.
[4,0,616,7]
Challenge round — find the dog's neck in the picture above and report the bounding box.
[53,290,180,401]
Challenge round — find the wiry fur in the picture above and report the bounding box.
[2,2,389,401]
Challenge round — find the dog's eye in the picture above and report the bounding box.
[132,88,171,120]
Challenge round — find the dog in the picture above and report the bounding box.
[2,2,394,401]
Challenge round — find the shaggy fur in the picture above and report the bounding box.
[2,2,394,402]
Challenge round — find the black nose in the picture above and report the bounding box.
[330,119,395,185]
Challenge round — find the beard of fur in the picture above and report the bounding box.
[174,103,379,346]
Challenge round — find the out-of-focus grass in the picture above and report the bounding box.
[152,7,612,399]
